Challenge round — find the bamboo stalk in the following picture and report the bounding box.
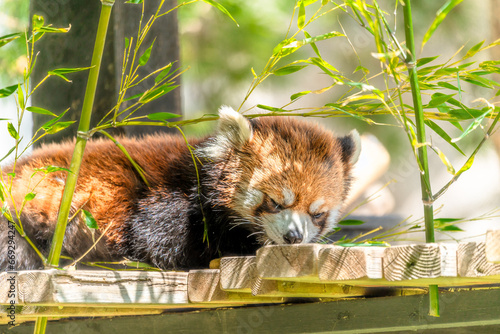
[402,0,439,317]
[34,1,115,333]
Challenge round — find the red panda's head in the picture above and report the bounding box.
[200,106,361,245]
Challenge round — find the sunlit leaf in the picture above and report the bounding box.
[125,0,143,3]
[26,106,57,117]
[48,67,91,82]
[0,146,16,163]
[273,64,308,76]
[257,104,287,112]
[24,192,36,202]
[0,32,23,48]
[422,0,464,49]
[139,39,155,66]
[437,82,459,91]
[0,84,18,98]
[146,112,180,121]
[304,31,321,58]
[426,93,455,108]
[201,0,239,27]
[41,108,70,132]
[82,209,98,229]
[425,120,465,155]
[416,56,439,67]
[33,165,72,175]
[298,1,306,29]
[17,84,24,110]
[7,123,19,140]
[431,145,455,174]
[44,121,75,134]
[451,107,492,142]
[463,41,484,59]
[139,83,179,103]
[154,63,173,83]
[438,225,464,232]
[338,219,365,226]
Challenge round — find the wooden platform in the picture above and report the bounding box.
[1,230,499,328]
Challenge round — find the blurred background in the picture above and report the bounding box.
[0,0,499,242]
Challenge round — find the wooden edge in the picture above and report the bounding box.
[486,230,500,263]
[318,246,385,281]
[256,244,325,280]
[458,241,500,278]
[188,269,284,304]
[219,256,256,292]
[0,270,189,305]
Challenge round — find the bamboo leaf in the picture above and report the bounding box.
[257,104,287,112]
[304,31,321,58]
[451,107,492,143]
[437,82,459,91]
[201,0,239,27]
[139,83,179,103]
[41,108,70,130]
[0,32,22,48]
[146,112,180,121]
[24,192,36,202]
[431,145,455,175]
[43,121,76,134]
[422,0,464,49]
[139,39,155,66]
[338,219,365,226]
[154,63,173,83]
[273,65,308,76]
[463,41,484,59]
[0,84,18,98]
[7,123,19,140]
[417,56,439,67]
[26,106,57,117]
[298,1,306,29]
[48,67,92,82]
[0,146,16,163]
[425,120,465,155]
[82,209,98,229]
[125,0,143,3]
[17,84,25,110]
[425,93,455,108]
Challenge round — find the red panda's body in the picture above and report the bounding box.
[0,107,360,270]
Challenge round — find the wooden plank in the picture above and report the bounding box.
[0,270,189,306]
[219,256,256,292]
[187,269,284,304]
[256,244,325,282]
[486,230,500,263]
[5,287,500,334]
[458,241,500,282]
[0,305,164,325]
[318,245,385,282]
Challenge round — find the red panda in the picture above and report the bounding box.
[0,106,360,270]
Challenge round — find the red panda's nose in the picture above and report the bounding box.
[283,230,303,244]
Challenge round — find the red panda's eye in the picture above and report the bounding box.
[268,197,283,213]
[312,212,325,220]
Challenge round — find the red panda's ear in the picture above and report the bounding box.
[339,129,361,165]
[217,106,252,148]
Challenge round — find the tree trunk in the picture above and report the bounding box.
[30,0,181,145]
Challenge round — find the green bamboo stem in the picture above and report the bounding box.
[34,1,114,333]
[402,0,439,317]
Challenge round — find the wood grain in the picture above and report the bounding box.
[256,244,325,282]
[486,230,500,263]
[318,246,385,281]
[458,241,500,281]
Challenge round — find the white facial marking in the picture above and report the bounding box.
[309,198,325,214]
[243,188,264,208]
[326,205,342,229]
[282,189,295,207]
